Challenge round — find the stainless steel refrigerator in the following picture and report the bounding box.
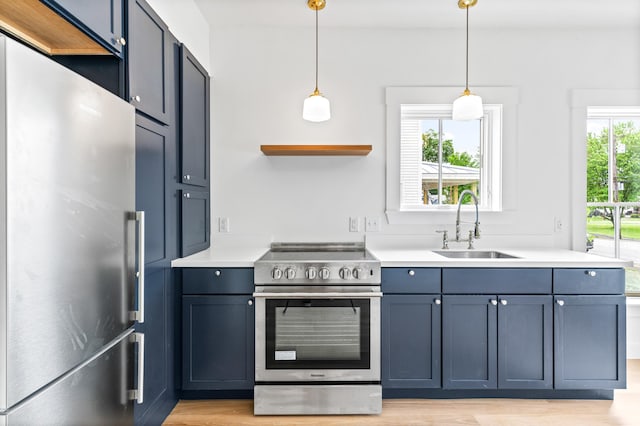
[0,35,144,425]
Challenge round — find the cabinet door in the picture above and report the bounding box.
[182,295,255,390]
[128,0,170,123]
[382,295,441,389]
[180,44,210,187]
[497,295,552,389]
[554,295,626,389]
[180,190,210,257]
[443,295,497,389]
[43,0,125,56]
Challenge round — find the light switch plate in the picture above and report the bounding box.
[349,217,360,232]
[219,217,230,233]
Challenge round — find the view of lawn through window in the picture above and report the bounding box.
[586,110,640,295]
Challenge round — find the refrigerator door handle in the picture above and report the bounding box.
[129,211,145,323]
[128,332,145,404]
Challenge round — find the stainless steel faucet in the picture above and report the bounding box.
[456,189,481,242]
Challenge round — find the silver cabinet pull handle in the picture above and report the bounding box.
[116,37,126,46]
[408,270,415,276]
[130,95,141,103]
[248,300,253,306]
[587,270,597,277]
[214,270,221,276]
[434,299,441,305]
[500,299,508,306]
[128,332,145,404]
[490,299,498,306]
[184,193,191,199]
[184,174,191,181]
[130,211,145,323]
[557,300,565,306]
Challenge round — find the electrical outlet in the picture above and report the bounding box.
[365,216,380,232]
[554,217,562,233]
[349,217,360,232]
[218,217,230,233]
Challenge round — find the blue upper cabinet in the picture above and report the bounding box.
[180,44,210,187]
[42,0,125,58]
[127,0,170,124]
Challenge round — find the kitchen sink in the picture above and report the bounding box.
[433,250,519,259]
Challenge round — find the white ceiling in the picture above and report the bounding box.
[195,0,640,30]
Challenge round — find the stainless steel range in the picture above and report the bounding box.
[253,242,382,415]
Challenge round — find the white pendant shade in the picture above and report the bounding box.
[452,93,483,121]
[303,93,331,122]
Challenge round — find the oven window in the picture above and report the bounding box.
[265,299,371,369]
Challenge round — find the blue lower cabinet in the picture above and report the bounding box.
[554,295,626,389]
[443,295,552,390]
[443,295,497,389]
[497,295,553,389]
[182,295,255,390]
[381,295,441,389]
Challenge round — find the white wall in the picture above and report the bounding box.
[208,26,640,246]
[146,0,210,72]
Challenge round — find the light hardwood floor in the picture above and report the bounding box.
[164,359,640,426]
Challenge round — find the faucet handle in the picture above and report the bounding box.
[474,222,481,239]
[436,230,449,249]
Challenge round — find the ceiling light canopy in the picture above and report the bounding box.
[302,0,331,122]
[452,0,483,121]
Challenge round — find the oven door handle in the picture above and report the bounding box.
[252,292,383,298]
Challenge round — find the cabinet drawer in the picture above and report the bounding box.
[382,268,441,293]
[553,268,625,294]
[182,268,254,294]
[442,268,552,294]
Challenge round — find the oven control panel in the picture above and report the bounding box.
[255,262,381,285]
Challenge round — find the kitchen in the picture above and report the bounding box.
[0,0,639,424]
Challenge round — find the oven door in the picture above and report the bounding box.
[254,287,381,382]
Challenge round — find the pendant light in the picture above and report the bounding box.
[452,0,483,121]
[302,0,331,122]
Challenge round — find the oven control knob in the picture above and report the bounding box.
[319,268,330,280]
[352,267,364,279]
[271,268,283,280]
[285,268,296,280]
[339,267,352,280]
[305,267,317,280]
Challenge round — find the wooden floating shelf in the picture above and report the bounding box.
[260,144,372,156]
[0,0,111,56]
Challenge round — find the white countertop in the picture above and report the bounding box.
[171,245,268,268]
[367,247,633,268]
[171,243,631,269]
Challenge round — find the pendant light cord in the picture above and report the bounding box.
[315,5,319,92]
[465,5,469,93]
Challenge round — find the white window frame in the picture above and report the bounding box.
[569,89,640,250]
[385,86,519,225]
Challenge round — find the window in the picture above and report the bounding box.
[385,87,517,224]
[586,107,640,295]
[399,104,501,211]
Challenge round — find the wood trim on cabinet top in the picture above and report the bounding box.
[0,0,110,55]
[260,144,372,156]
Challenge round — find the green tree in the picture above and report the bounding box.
[422,129,453,162]
[422,130,478,167]
[448,151,479,168]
